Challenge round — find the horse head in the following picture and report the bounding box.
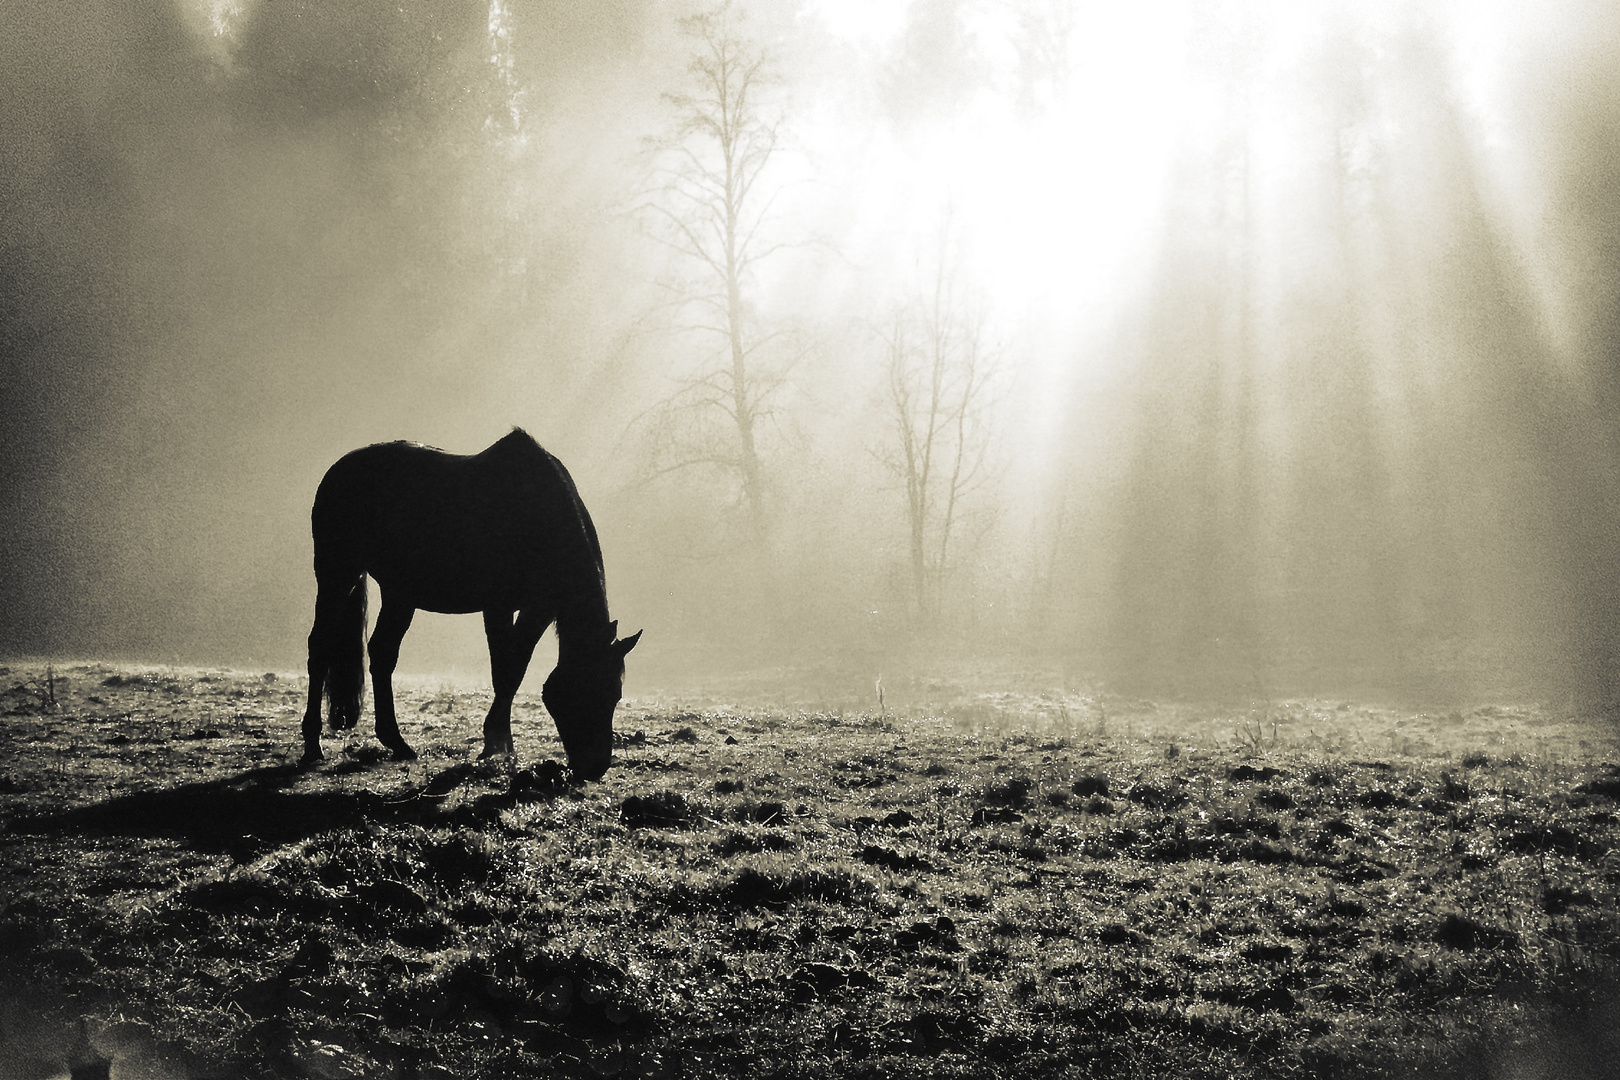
[542,621,641,781]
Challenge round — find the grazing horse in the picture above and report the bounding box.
[299,429,640,779]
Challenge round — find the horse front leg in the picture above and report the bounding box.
[481,610,517,758]
[480,608,547,759]
[369,598,417,760]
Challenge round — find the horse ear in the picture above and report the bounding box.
[616,629,643,656]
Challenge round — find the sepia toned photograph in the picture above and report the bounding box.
[2,2,1618,1077]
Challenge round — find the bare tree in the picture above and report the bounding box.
[1009,0,1078,115]
[640,4,786,540]
[880,246,1000,623]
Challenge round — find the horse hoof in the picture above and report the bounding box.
[478,744,513,761]
[298,748,324,768]
[380,738,416,760]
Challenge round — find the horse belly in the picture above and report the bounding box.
[368,520,547,615]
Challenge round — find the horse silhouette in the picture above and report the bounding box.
[299,429,639,779]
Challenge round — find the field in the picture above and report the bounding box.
[2,662,1619,1079]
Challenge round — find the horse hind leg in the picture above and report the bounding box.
[301,615,327,765]
[300,574,366,765]
[326,574,368,732]
[368,596,417,760]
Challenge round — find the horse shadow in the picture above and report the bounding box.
[11,758,567,860]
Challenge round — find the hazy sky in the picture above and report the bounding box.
[4,0,1619,705]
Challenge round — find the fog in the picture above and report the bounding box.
[3,0,1619,708]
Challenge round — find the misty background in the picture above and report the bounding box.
[4,0,1620,709]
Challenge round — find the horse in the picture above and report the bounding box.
[299,428,640,780]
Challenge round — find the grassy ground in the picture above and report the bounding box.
[1,662,1618,1079]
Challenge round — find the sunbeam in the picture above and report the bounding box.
[4,0,1620,699]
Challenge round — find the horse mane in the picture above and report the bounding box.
[497,428,612,647]
[491,427,542,456]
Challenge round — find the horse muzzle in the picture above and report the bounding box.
[567,749,612,783]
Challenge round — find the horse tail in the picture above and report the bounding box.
[324,573,368,730]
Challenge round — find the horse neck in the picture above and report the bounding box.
[555,589,611,660]
[552,488,610,659]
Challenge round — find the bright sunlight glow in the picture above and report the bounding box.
[805,2,1194,331]
[785,0,1545,483]
[795,2,1530,398]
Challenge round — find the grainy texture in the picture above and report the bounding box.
[2,663,1618,1079]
